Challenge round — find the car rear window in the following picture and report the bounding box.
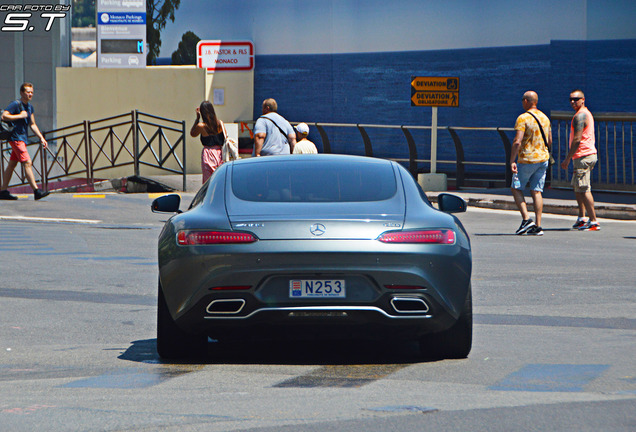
[232,159,397,202]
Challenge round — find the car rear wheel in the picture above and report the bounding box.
[419,287,472,360]
[157,282,207,359]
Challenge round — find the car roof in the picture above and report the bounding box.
[230,153,394,166]
[223,154,405,217]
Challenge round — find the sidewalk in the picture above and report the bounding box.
[428,187,636,221]
[36,174,636,221]
[153,175,635,221]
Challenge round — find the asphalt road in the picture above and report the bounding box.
[0,193,634,431]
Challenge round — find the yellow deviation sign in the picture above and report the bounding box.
[411,76,459,107]
[411,91,459,107]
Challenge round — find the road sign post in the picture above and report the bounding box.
[431,107,438,173]
[411,76,459,189]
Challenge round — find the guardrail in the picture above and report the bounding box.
[550,111,635,192]
[4,112,633,193]
[245,114,634,192]
[241,120,516,188]
[1,110,186,192]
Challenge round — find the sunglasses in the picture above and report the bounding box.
[569,97,583,102]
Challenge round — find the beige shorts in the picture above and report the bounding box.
[571,154,597,192]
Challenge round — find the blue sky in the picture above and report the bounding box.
[159,0,636,57]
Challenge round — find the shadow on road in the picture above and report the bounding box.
[118,338,438,366]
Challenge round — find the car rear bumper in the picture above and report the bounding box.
[159,240,471,339]
[169,287,465,341]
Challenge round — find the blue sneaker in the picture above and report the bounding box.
[572,219,586,229]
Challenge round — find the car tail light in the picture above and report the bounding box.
[377,229,456,244]
[177,230,258,245]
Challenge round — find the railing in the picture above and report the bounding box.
[244,114,634,192]
[243,120,515,188]
[1,110,186,192]
[135,111,187,187]
[550,111,635,191]
[5,112,633,193]
[314,123,516,187]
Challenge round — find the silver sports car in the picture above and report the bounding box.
[152,154,472,360]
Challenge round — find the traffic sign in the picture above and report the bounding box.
[410,76,460,174]
[411,76,459,107]
[97,0,147,68]
[411,77,459,91]
[411,91,459,107]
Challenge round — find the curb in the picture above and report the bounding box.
[429,195,636,221]
[465,198,636,220]
[51,179,120,193]
[37,178,636,221]
[50,176,174,194]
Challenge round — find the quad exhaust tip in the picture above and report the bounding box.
[206,299,245,314]
[390,297,430,314]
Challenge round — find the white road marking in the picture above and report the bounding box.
[0,215,102,224]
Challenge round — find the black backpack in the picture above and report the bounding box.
[0,111,15,141]
[0,100,20,141]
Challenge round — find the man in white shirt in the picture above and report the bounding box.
[253,98,296,156]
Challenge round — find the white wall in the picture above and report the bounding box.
[56,66,253,176]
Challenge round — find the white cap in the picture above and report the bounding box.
[295,123,309,135]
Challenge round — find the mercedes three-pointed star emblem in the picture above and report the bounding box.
[310,223,326,236]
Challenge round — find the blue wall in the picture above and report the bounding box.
[253,39,636,160]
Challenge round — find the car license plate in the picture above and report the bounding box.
[289,280,346,298]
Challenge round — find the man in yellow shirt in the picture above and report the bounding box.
[510,91,552,236]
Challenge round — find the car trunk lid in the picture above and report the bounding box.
[228,203,405,240]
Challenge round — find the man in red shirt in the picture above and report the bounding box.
[561,90,599,231]
[0,83,49,200]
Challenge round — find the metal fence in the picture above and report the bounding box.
[242,120,516,188]
[4,111,634,193]
[550,111,635,191]
[1,110,186,192]
[249,113,635,192]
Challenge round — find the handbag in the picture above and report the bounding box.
[526,111,555,165]
[221,121,239,162]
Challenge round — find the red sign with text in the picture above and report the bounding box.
[197,40,254,72]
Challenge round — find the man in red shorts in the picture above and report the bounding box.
[0,83,49,200]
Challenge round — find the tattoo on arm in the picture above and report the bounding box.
[573,113,587,133]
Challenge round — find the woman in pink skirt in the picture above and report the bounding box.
[190,101,225,183]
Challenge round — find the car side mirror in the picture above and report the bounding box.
[437,193,467,213]
[151,194,182,214]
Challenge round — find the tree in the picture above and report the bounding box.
[146,0,181,65]
[72,0,95,27]
[171,31,201,65]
